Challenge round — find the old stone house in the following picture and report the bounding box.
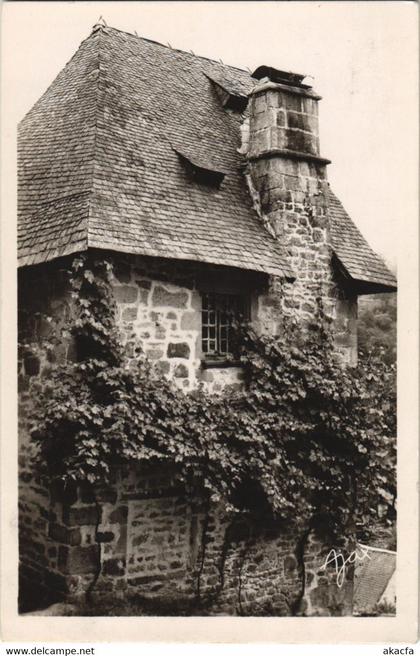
[18,23,396,615]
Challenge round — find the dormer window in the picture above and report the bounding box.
[205,73,249,113]
[174,148,227,188]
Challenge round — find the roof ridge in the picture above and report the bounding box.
[90,23,254,77]
[87,26,105,248]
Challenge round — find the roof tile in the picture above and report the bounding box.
[329,191,396,289]
[18,25,395,290]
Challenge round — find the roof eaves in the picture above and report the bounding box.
[87,237,292,278]
[332,251,397,293]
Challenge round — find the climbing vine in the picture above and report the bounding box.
[27,254,396,540]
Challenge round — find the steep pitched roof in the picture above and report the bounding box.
[18,25,290,277]
[353,545,396,613]
[18,24,396,291]
[18,32,99,263]
[329,192,396,291]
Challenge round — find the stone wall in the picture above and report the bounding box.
[245,77,357,363]
[20,463,353,616]
[18,261,77,609]
[109,254,258,393]
[17,253,259,610]
[18,252,356,614]
[335,292,358,366]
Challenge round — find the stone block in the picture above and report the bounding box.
[67,545,98,575]
[253,95,267,114]
[155,326,166,339]
[115,525,127,553]
[265,90,280,109]
[174,364,189,378]
[250,128,270,156]
[109,505,128,524]
[63,505,100,527]
[96,531,115,543]
[285,128,315,154]
[200,369,214,383]
[139,290,150,305]
[146,348,164,360]
[57,545,69,572]
[283,555,297,572]
[312,229,324,243]
[122,307,138,321]
[253,111,270,132]
[48,523,81,546]
[180,311,200,331]
[276,109,287,127]
[278,90,302,112]
[270,126,287,150]
[113,285,138,304]
[127,574,162,586]
[152,286,188,308]
[190,290,202,311]
[226,382,242,393]
[102,557,126,577]
[155,360,170,375]
[301,302,315,313]
[281,174,302,193]
[151,311,164,324]
[131,533,149,548]
[309,582,331,610]
[167,342,190,359]
[24,355,40,377]
[286,111,308,132]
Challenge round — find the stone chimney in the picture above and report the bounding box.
[245,67,336,327]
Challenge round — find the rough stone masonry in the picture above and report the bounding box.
[244,73,358,363]
[18,246,355,615]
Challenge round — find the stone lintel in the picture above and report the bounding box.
[249,148,331,166]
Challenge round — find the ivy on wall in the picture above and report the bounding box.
[26,254,396,539]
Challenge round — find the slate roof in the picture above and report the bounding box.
[18,24,396,291]
[353,545,396,613]
[329,192,396,290]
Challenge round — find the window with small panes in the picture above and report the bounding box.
[201,292,248,359]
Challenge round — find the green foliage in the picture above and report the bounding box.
[27,255,396,538]
[358,293,397,364]
[355,599,396,617]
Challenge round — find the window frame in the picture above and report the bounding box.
[200,290,250,366]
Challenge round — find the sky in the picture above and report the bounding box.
[2,1,418,269]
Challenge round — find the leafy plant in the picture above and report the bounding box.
[358,293,397,365]
[26,254,396,540]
